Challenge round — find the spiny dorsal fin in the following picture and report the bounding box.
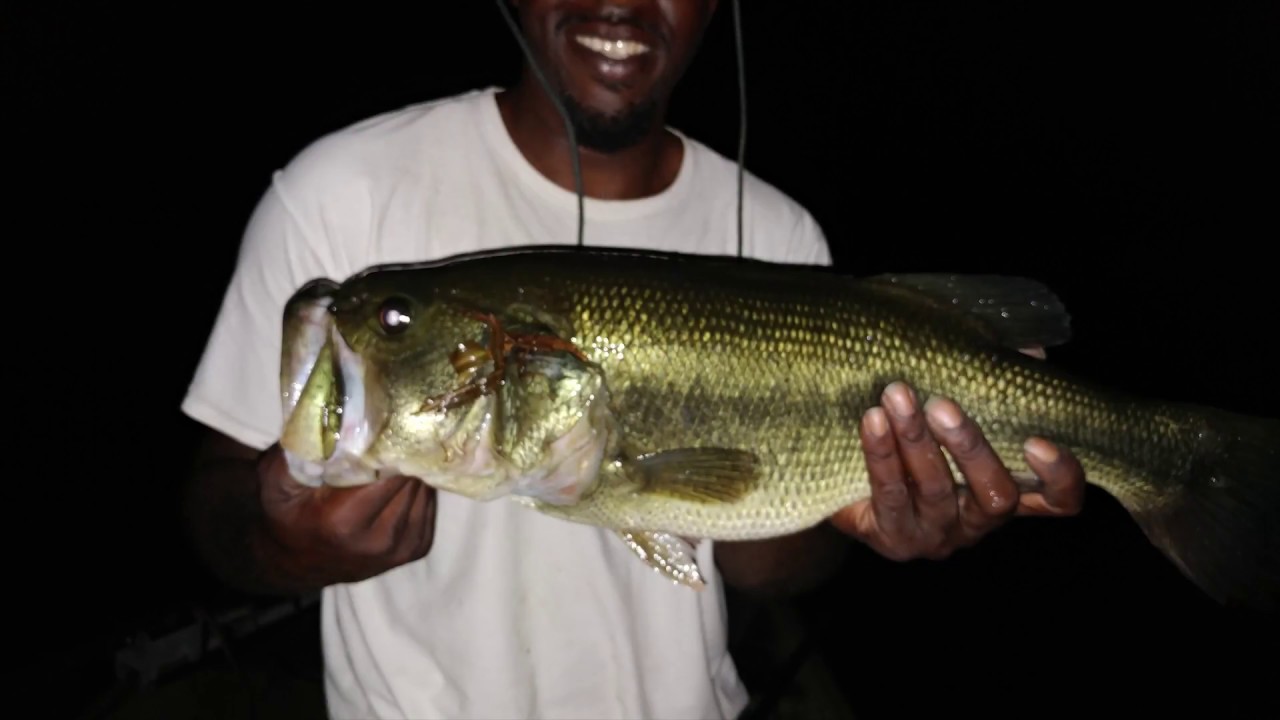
[632,448,760,503]
[869,273,1072,350]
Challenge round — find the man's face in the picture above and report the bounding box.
[514,0,718,151]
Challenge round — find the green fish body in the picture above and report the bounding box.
[279,246,1279,611]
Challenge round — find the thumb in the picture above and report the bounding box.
[256,444,319,509]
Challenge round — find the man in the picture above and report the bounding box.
[181,1,1086,717]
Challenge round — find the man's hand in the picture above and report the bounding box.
[254,446,438,589]
[829,381,1086,561]
[185,431,438,595]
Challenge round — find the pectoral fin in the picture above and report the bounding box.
[632,448,760,503]
[616,530,705,590]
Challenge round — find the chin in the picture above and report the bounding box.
[561,89,660,153]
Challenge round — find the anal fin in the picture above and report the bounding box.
[616,530,705,590]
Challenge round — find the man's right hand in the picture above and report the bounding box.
[255,445,437,589]
[184,430,437,595]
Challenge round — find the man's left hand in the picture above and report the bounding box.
[829,380,1086,561]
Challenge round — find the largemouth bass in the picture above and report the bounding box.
[279,246,1278,612]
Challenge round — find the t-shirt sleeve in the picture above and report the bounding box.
[180,169,343,451]
[735,165,833,268]
[759,195,833,268]
[787,206,833,267]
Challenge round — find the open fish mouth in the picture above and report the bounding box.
[279,280,380,487]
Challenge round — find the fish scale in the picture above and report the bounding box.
[542,267,1131,539]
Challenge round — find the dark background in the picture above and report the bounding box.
[10,1,1278,717]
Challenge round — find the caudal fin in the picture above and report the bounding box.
[1129,409,1280,614]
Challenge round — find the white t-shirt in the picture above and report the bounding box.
[182,87,831,720]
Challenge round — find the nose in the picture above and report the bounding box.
[591,0,659,22]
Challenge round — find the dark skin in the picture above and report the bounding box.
[182,0,1086,599]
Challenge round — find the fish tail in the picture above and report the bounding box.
[1124,407,1280,614]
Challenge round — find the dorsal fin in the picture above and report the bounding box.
[868,273,1072,350]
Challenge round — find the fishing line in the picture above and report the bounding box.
[495,0,586,248]
[732,0,746,260]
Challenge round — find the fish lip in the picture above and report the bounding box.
[328,322,379,459]
[281,289,337,419]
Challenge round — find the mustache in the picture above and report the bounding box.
[556,9,665,43]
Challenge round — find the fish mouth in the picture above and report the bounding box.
[281,282,337,419]
[279,281,382,487]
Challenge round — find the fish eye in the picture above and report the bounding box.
[377,296,413,335]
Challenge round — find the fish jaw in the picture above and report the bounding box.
[278,287,388,488]
[281,293,333,417]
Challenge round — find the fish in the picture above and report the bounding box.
[278,245,1279,612]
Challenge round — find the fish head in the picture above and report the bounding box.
[278,273,508,497]
[279,267,617,503]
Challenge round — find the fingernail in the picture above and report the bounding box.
[865,407,888,437]
[1025,437,1059,464]
[883,382,915,417]
[924,396,962,430]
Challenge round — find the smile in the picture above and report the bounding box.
[573,35,651,61]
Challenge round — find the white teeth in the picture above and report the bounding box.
[574,35,650,61]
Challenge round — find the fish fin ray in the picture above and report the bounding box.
[868,273,1072,350]
[616,530,706,590]
[632,448,760,503]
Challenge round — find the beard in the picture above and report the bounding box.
[560,92,660,153]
